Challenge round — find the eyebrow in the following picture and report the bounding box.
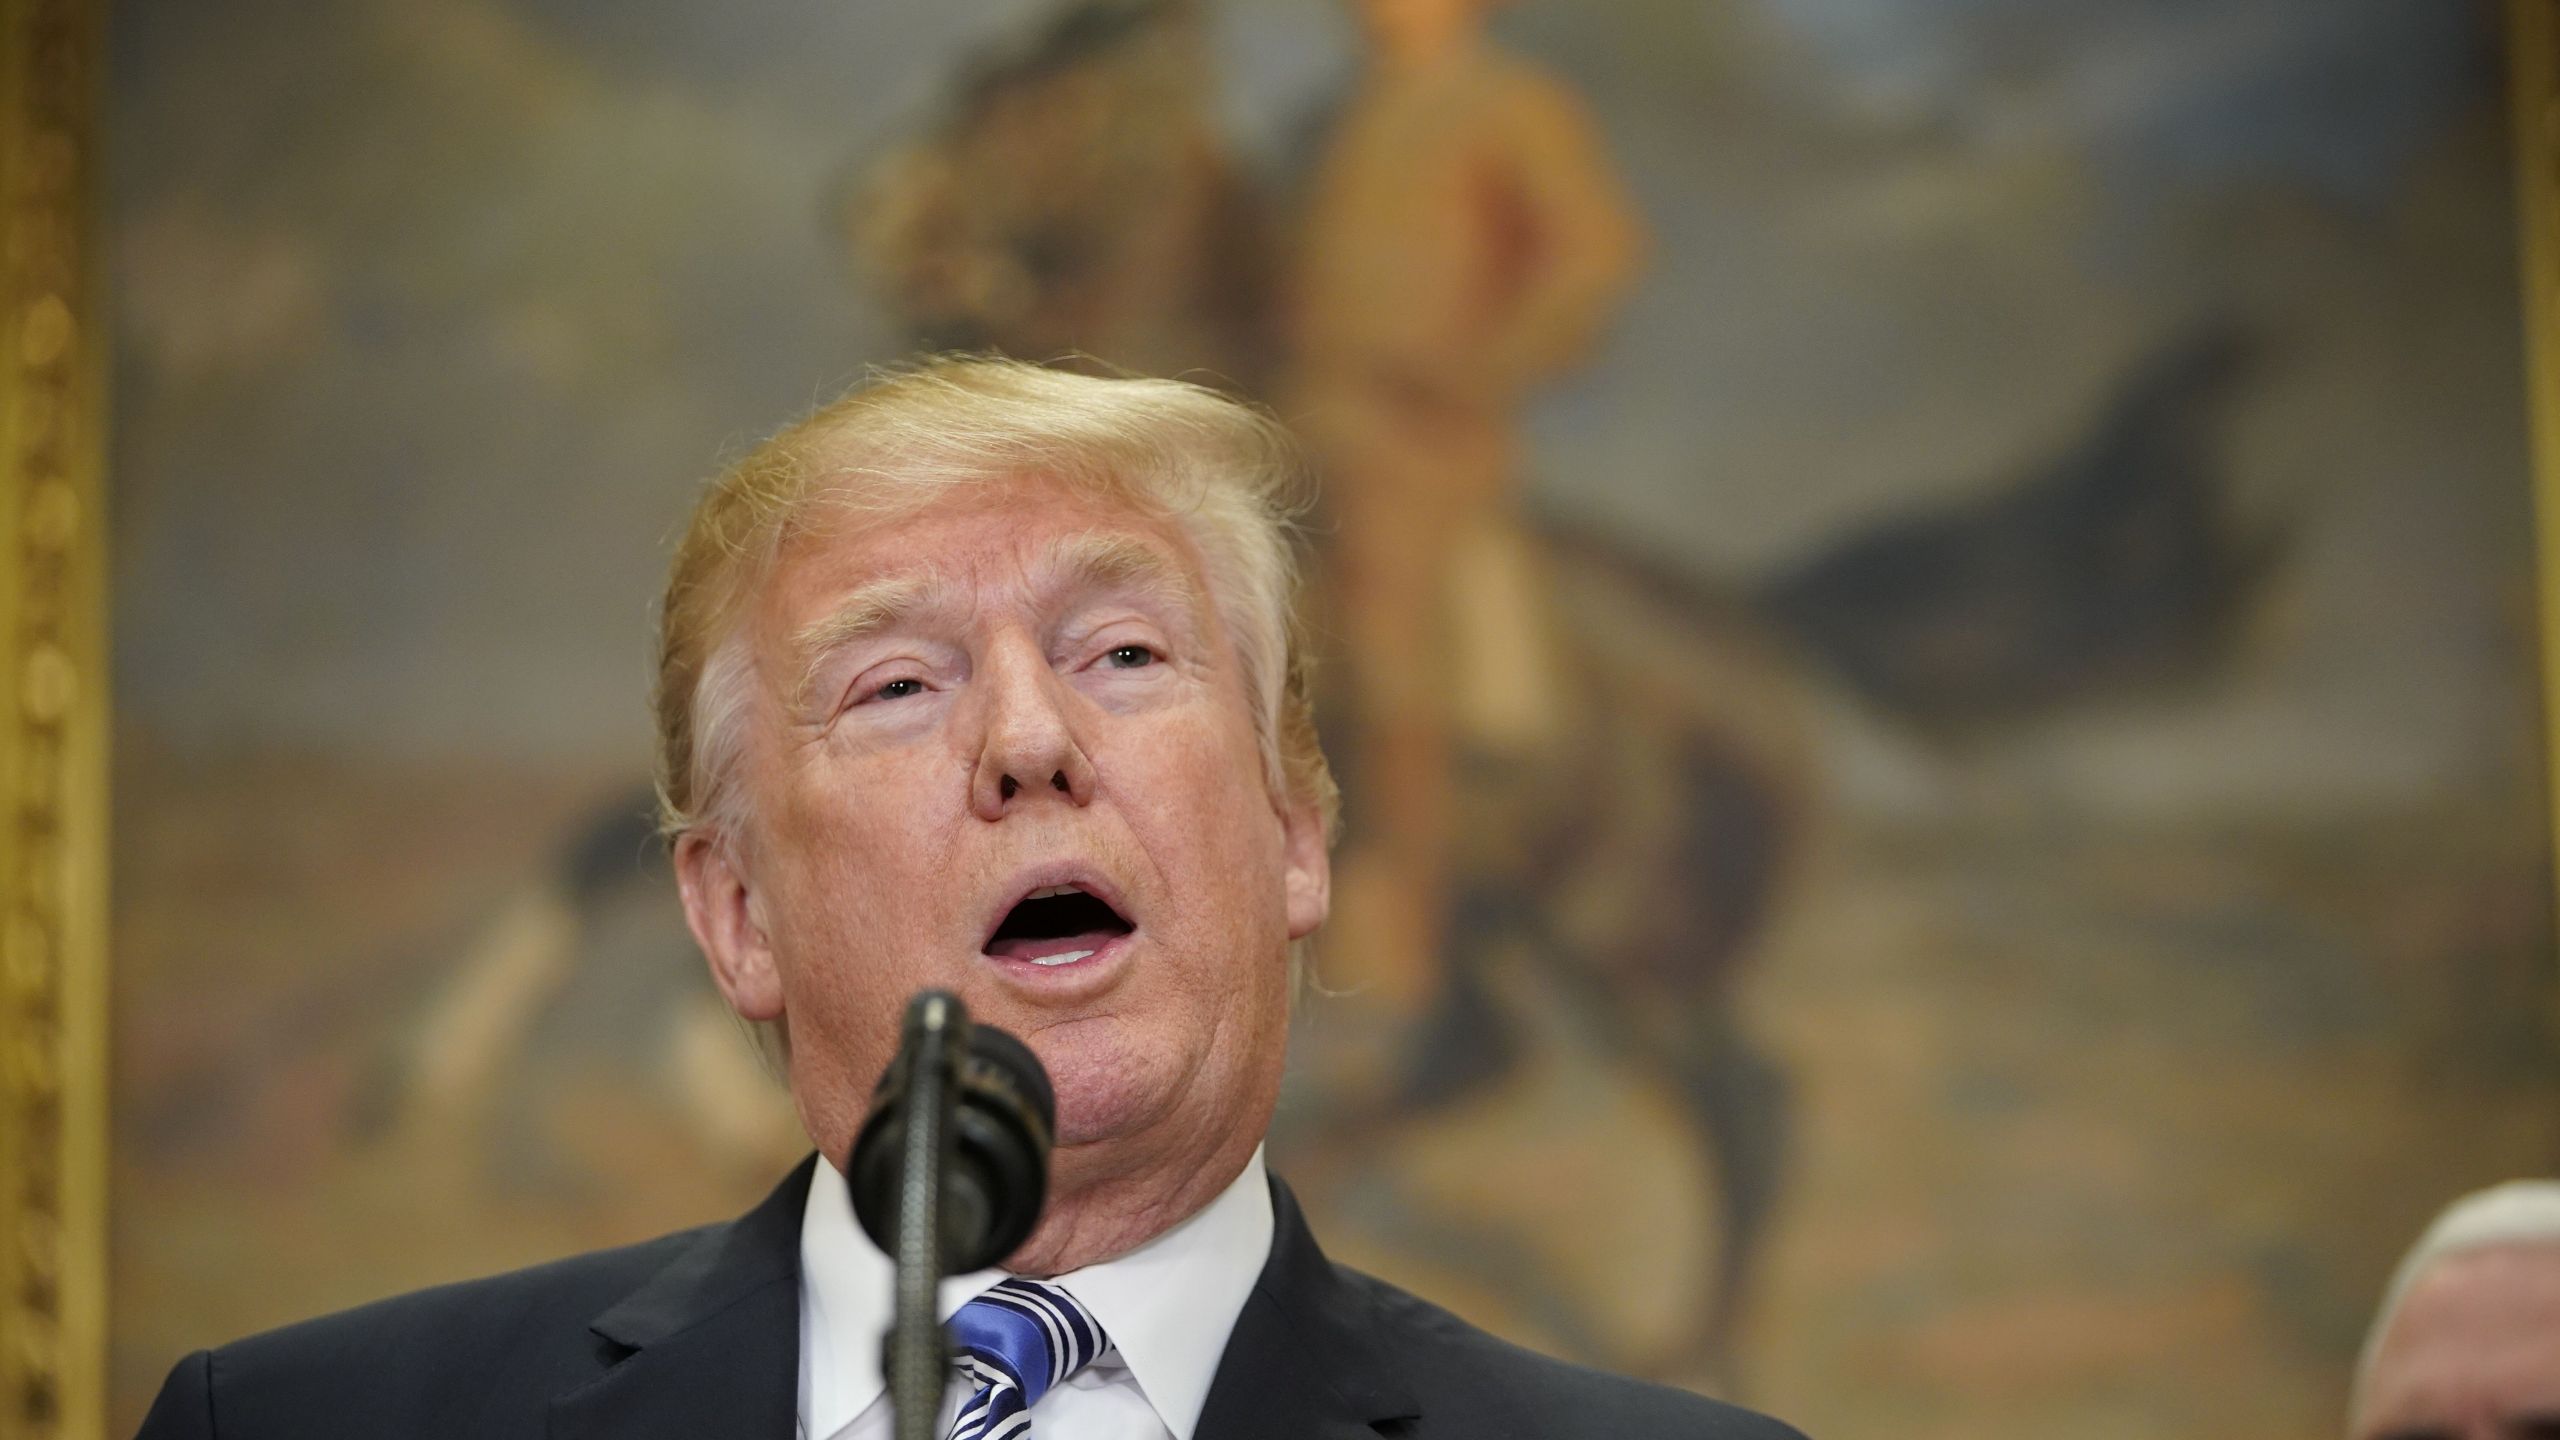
[1037,529,1194,614]
[785,572,941,715]
[783,531,1199,714]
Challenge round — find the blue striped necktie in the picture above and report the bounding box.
[945,1277,1109,1440]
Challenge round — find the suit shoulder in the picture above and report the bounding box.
[224,1224,711,1362]
[194,1226,715,1425]
[1338,1266,1808,1440]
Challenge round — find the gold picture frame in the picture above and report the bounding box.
[0,0,109,1437]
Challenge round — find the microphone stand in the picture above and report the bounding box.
[886,992,965,1440]
[855,990,1052,1440]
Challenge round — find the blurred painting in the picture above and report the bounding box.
[110,1,2551,1436]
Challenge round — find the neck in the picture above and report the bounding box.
[1001,1125,1261,1277]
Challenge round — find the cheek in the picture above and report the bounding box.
[762,756,964,974]
[758,789,952,1128]
[1128,716,1291,929]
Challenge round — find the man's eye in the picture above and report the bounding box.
[869,678,926,701]
[1104,645,1156,669]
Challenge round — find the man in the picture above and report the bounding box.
[1286,0,1645,1017]
[2350,1180,2560,1440]
[137,359,1801,1439]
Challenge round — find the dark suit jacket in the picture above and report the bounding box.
[136,1158,1804,1439]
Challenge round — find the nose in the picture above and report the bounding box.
[968,637,1099,821]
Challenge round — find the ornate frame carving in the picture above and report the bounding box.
[0,0,108,1436]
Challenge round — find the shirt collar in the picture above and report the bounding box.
[799,1147,1274,1440]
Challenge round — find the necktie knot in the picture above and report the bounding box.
[946,1278,1108,1440]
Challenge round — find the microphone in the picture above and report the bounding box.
[846,992,1055,1440]
[849,993,1056,1271]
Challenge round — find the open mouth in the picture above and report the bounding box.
[983,884,1135,968]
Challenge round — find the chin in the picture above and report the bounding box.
[1032,1017,1183,1148]
[1050,1068,1177,1150]
[1051,1084,1162,1150]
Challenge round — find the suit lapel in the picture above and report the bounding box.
[544,1159,1414,1440]
[548,1156,817,1440]
[1195,1176,1421,1440]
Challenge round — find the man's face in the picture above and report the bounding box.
[2354,1244,2560,1440]
[677,475,1327,1201]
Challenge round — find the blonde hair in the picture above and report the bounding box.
[654,355,1337,857]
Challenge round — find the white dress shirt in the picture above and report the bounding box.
[797,1147,1274,1440]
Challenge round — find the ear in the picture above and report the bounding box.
[1279,794,1332,942]
[674,830,786,1023]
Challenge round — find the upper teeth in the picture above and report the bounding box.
[1026,884,1084,900]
